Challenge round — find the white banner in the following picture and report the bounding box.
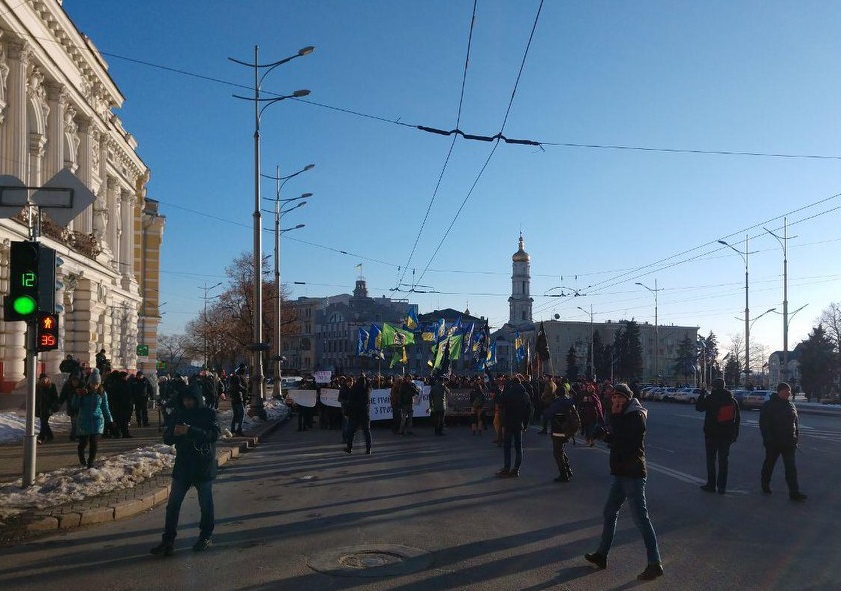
[320,388,341,408]
[368,384,430,421]
[313,370,332,384]
[288,389,317,408]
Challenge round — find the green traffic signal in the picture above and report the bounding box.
[12,295,37,316]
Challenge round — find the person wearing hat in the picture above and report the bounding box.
[72,368,114,468]
[59,369,84,440]
[151,381,220,556]
[585,382,663,581]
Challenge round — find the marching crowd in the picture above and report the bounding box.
[309,370,807,582]
[36,353,805,580]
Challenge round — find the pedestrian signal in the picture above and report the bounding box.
[4,241,40,321]
[36,312,59,352]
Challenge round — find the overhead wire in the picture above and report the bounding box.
[416,0,545,286]
[396,0,478,290]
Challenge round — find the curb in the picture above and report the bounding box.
[1,416,287,543]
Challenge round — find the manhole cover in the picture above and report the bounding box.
[308,544,433,578]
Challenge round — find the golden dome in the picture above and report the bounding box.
[512,233,530,262]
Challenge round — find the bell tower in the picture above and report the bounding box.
[508,233,533,325]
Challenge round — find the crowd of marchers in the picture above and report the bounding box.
[281,371,806,583]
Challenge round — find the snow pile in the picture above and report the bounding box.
[0,411,71,445]
[217,397,290,438]
[0,444,175,520]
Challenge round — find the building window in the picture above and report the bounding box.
[522,281,526,293]
[521,311,526,321]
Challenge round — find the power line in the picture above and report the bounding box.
[416,0,545,286]
[396,0,478,290]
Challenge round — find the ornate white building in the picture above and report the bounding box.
[0,1,164,392]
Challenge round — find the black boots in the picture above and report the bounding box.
[584,552,607,569]
[637,563,664,580]
[150,541,175,557]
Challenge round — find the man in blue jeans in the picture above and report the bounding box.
[496,374,532,478]
[151,382,220,556]
[585,383,663,581]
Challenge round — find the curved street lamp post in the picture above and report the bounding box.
[230,45,313,416]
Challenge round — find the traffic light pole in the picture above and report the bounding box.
[23,321,37,486]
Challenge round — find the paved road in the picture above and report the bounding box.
[1,402,839,591]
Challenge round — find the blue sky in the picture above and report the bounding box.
[62,1,841,357]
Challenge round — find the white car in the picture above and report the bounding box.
[672,388,702,404]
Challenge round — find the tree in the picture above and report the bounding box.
[727,334,745,388]
[798,324,836,401]
[672,334,697,385]
[819,303,841,381]
[157,333,189,375]
[614,320,643,381]
[565,346,579,380]
[699,331,720,382]
[592,329,610,381]
[723,354,740,388]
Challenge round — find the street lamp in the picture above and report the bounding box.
[635,280,662,383]
[199,282,222,368]
[230,45,313,416]
[735,307,776,381]
[261,164,314,396]
[765,219,795,381]
[719,237,757,377]
[576,305,594,380]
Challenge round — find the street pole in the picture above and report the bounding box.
[230,44,313,417]
[719,237,754,386]
[635,280,661,384]
[577,305,594,380]
[766,219,792,382]
[200,282,222,369]
[261,165,313,396]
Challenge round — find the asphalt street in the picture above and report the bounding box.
[1,401,840,591]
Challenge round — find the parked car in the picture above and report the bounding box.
[742,389,772,410]
[733,389,749,408]
[662,387,681,402]
[672,387,702,404]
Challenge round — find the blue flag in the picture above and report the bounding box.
[356,328,369,356]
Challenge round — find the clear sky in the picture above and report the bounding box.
[61,0,841,359]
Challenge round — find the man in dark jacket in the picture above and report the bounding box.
[695,378,740,494]
[543,390,579,482]
[35,373,59,443]
[151,382,220,556]
[585,383,663,581]
[398,375,420,435]
[228,365,247,436]
[496,375,533,478]
[760,382,806,501]
[132,371,154,427]
[344,374,372,454]
[428,377,449,436]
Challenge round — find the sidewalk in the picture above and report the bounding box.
[0,397,288,545]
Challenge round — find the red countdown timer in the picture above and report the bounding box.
[36,312,59,352]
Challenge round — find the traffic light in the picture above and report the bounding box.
[3,241,60,321]
[4,241,40,321]
[36,312,59,352]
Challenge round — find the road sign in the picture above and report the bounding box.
[136,344,149,356]
[156,361,167,370]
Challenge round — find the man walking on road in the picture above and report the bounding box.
[496,375,532,478]
[695,378,740,494]
[151,382,221,556]
[585,383,663,581]
[760,382,807,501]
[398,375,419,435]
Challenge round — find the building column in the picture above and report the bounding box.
[0,239,27,389]
[74,118,93,234]
[1,40,31,179]
[44,83,66,181]
[120,189,135,287]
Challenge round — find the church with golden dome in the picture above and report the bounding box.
[508,233,534,326]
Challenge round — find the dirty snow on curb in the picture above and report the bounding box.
[0,444,175,521]
[0,400,288,522]
[0,411,71,445]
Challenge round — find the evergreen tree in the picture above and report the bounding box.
[673,334,697,384]
[703,331,720,381]
[592,329,609,380]
[615,320,643,381]
[724,353,740,388]
[565,346,579,380]
[798,324,836,400]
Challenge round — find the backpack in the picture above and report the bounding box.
[716,400,737,424]
[551,405,581,439]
